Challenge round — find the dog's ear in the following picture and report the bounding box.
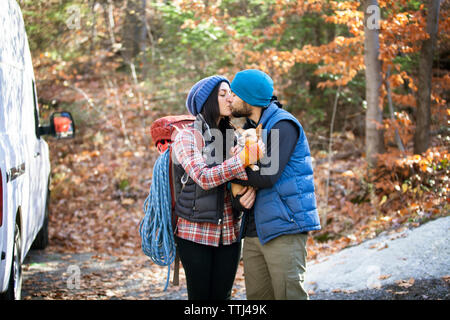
[256,124,262,139]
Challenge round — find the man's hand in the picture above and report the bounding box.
[237,186,256,209]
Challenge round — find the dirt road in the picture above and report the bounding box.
[22,217,449,300]
[22,250,246,300]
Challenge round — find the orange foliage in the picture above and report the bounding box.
[383,111,413,148]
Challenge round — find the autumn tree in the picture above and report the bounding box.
[363,0,385,166]
[22,0,449,157]
[414,0,441,154]
[122,0,147,62]
[203,0,448,160]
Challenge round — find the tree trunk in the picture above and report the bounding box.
[89,0,97,55]
[363,0,385,166]
[122,0,147,62]
[140,0,148,78]
[414,0,441,155]
[385,65,405,152]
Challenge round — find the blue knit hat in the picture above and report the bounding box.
[186,75,230,116]
[231,69,274,107]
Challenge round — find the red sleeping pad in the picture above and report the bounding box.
[150,115,196,153]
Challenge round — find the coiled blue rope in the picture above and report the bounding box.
[139,148,176,291]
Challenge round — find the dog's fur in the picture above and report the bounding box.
[231,124,262,197]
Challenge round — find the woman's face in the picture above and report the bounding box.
[217,82,233,118]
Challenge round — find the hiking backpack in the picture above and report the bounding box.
[139,114,195,290]
[150,115,196,212]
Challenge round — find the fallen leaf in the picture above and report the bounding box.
[393,291,408,295]
[106,290,115,297]
[342,170,354,177]
[395,278,415,288]
[369,242,389,250]
[121,198,135,205]
[332,289,342,293]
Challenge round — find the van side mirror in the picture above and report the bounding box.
[51,112,75,139]
[39,111,75,139]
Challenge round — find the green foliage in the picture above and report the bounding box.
[22,1,67,52]
[22,0,92,62]
[23,0,442,136]
[21,0,367,125]
[393,53,420,76]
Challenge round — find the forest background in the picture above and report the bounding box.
[20,0,449,261]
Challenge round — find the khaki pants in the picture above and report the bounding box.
[243,233,309,300]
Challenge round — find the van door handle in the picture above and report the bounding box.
[6,163,25,182]
[34,152,40,158]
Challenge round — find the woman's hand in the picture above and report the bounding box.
[237,186,256,209]
[230,145,239,156]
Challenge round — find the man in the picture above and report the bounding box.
[230,69,321,300]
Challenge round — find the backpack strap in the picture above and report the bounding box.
[168,146,181,286]
[172,251,181,286]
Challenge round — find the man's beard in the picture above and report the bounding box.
[231,101,252,118]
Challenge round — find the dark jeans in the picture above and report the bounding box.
[175,236,241,300]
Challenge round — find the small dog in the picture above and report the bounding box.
[231,124,262,197]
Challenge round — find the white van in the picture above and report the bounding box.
[0,0,75,299]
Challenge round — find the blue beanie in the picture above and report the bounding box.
[231,69,274,107]
[186,75,230,116]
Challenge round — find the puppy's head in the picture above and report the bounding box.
[236,124,262,146]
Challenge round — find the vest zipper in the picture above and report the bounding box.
[180,172,189,191]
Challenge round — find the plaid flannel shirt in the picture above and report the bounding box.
[172,126,248,247]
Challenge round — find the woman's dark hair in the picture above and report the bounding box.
[200,81,234,159]
[200,81,232,132]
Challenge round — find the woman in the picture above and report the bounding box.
[171,75,263,300]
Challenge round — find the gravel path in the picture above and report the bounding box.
[22,216,449,300]
[22,251,246,300]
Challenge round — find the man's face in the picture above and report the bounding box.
[231,94,252,118]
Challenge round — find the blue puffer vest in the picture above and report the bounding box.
[254,102,321,244]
